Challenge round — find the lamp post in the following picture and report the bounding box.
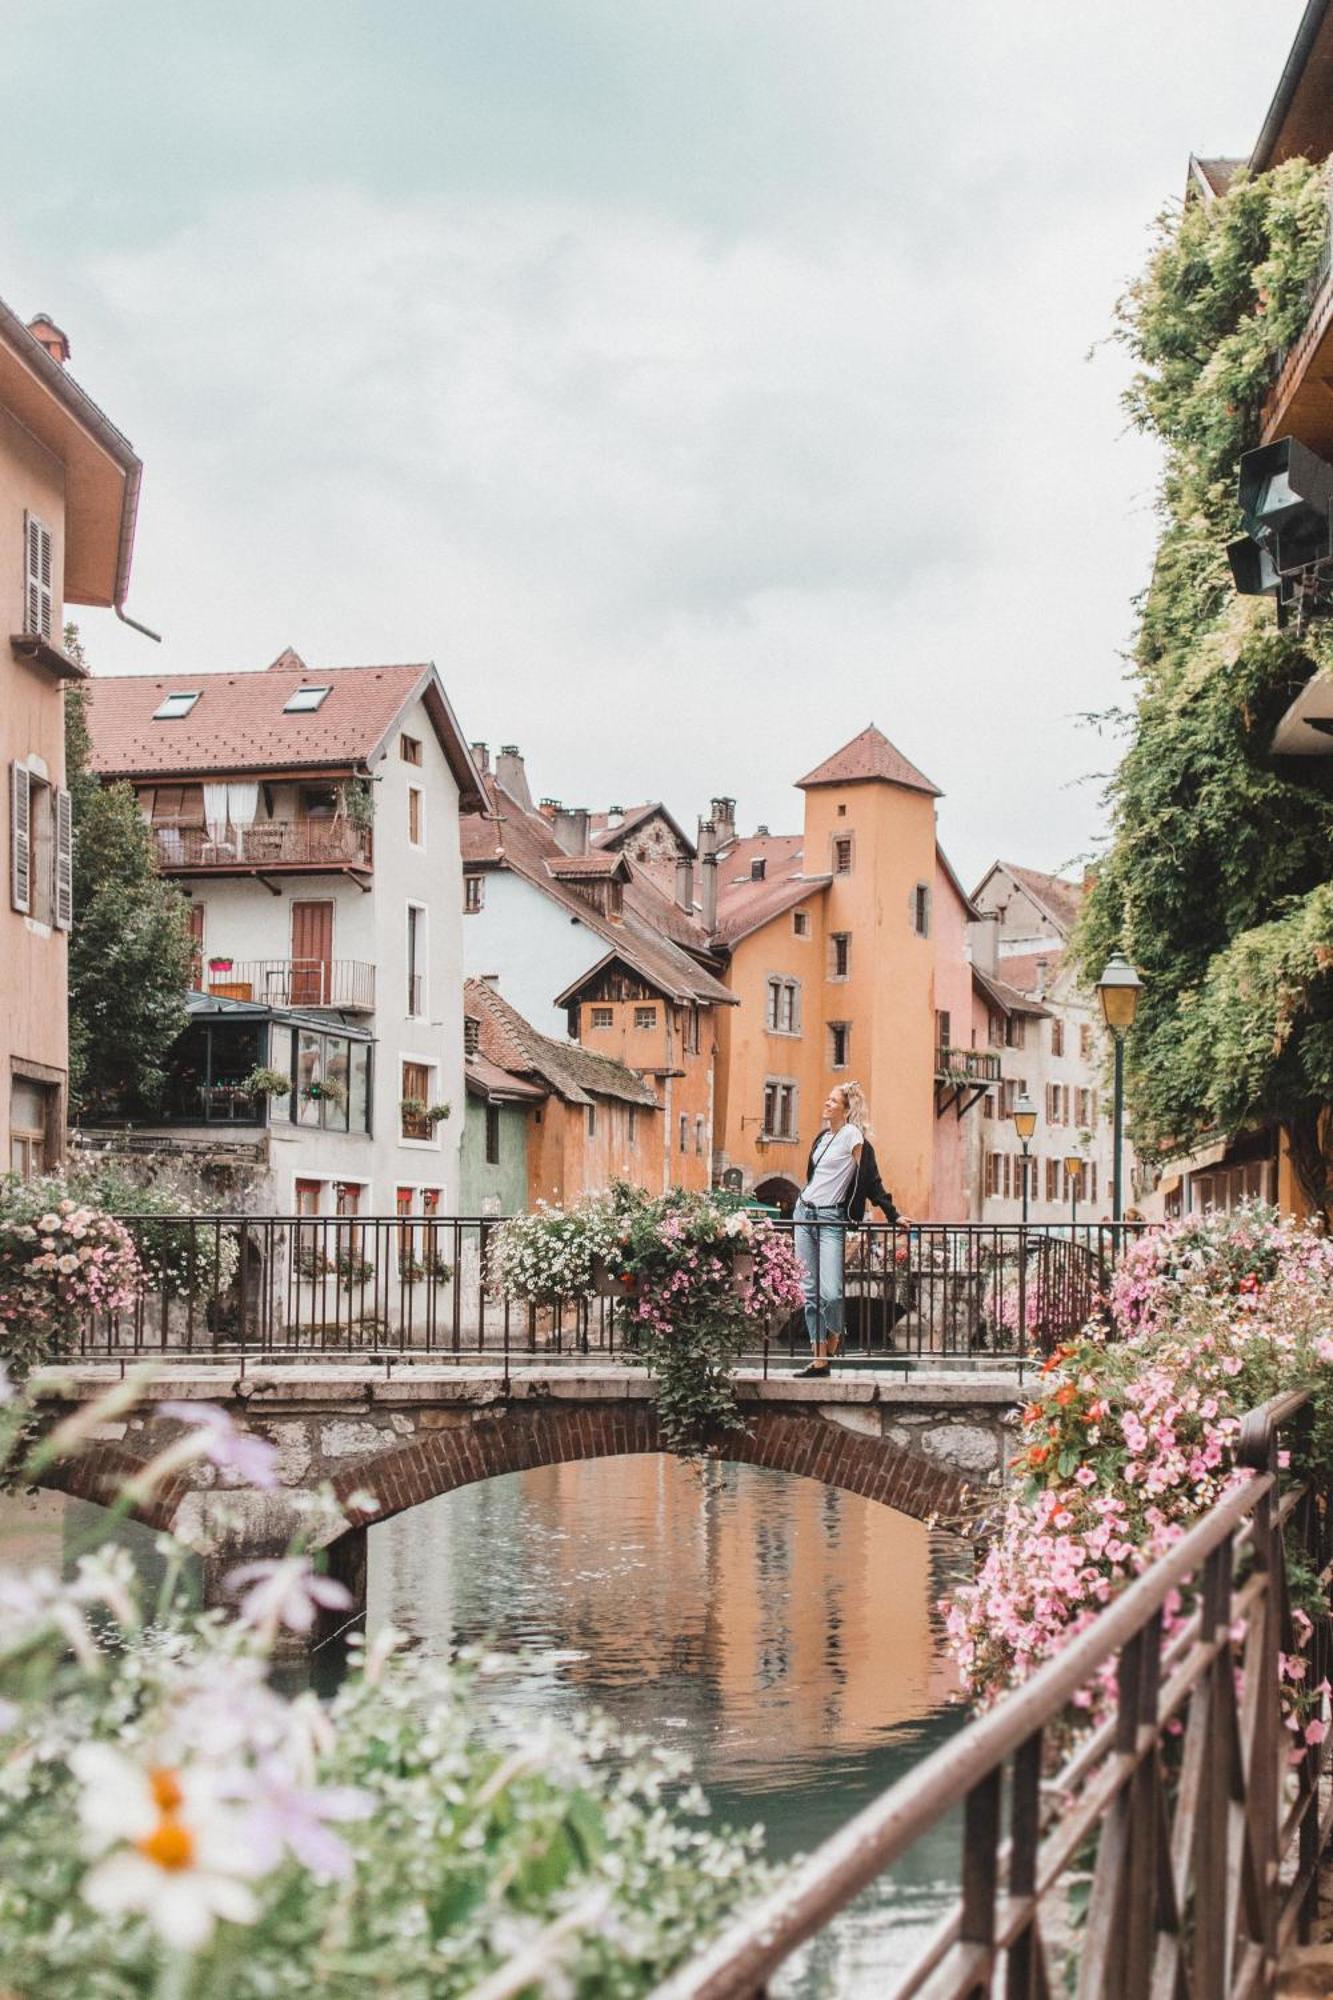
[1012,1092,1036,1227]
[1065,1152,1085,1229]
[1095,951,1144,1225]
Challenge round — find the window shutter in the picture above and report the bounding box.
[24,513,53,640]
[10,762,31,914]
[54,786,72,930]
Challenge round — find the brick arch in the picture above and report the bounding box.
[37,1437,184,1534]
[330,1403,980,1534]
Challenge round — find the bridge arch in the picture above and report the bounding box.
[330,1403,979,1536]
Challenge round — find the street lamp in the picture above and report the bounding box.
[1096,951,1144,1226]
[1012,1092,1037,1226]
[1065,1152,1086,1229]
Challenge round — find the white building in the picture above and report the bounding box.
[83,649,484,1218]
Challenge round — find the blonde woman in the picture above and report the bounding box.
[793,1081,897,1378]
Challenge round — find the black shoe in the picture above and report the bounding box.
[795,1362,831,1378]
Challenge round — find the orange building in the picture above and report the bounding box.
[1,304,143,1174]
[711,726,982,1220]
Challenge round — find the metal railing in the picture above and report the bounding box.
[204,959,376,1011]
[152,820,372,872]
[77,1216,1150,1365]
[655,1388,1332,1998]
[934,1047,1002,1083]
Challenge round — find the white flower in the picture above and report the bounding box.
[225,1555,352,1642]
[72,1743,267,1951]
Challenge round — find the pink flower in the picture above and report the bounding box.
[225,1557,352,1640]
[159,1402,279,1489]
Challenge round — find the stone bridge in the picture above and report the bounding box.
[37,1364,1022,1637]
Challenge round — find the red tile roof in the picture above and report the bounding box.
[995,947,1065,996]
[796,725,940,797]
[464,978,658,1108]
[712,833,826,947]
[84,660,483,809]
[546,851,630,880]
[973,965,1050,1019]
[988,862,1085,938]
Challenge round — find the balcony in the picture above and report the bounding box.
[204,959,376,1014]
[1262,197,1333,454]
[152,819,372,877]
[934,1047,1001,1083]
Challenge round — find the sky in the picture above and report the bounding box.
[0,1,1309,886]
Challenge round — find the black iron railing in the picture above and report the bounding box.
[78,1216,1151,1365]
[654,1388,1332,1998]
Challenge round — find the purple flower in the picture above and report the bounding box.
[159,1402,279,1489]
[244,1760,372,1879]
[225,1556,352,1640]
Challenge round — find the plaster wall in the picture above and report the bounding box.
[459,1097,528,1215]
[462,871,602,1039]
[930,861,977,1223]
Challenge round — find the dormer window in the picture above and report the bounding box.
[153,691,201,720]
[283,685,331,713]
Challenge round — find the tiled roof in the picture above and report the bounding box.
[973,965,1050,1020]
[546,851,630,880]
[996,947,1066,997]
[461,777,735,1008]
[85,660,483,807]
[1190,155,1243,199]
[590,802,696,858]
[464,1052,547,1103]
[464,978,658,1108]
[994,862,1084,937]
[796,725,941,797]
[712,833,826,947]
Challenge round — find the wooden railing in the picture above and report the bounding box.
[654,1388,1332,1999]
[152,820,372,871]
[935,1047,1002,1083]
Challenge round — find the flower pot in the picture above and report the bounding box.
[590,1254,639,1299]
[729,1248,755,1294]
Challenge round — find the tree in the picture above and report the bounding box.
[1077,159,1333,1218]
[64,628,194,1117]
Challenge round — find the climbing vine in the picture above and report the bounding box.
[1077,158,1333,1214]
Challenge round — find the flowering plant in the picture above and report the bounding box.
[492,1186,804,1453]
[0,1179,143,1374]
[0,1372,767,1994]
[947,1206,1333,1749]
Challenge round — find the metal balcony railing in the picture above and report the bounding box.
[152,820,372,872]
[934,1046,1001,1082]
[204,959,376,1012]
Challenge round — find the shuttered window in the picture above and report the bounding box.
[54,787,72,930]
[10,763,30,913]
[24,514,53,640]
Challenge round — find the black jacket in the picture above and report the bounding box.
[803,1135,898,1224]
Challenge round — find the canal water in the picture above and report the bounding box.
[368,1455,967,1996]
[2,1458,967,1997]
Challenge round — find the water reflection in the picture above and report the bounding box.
[368,1455,968,1995]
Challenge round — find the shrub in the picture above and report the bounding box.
[0,1180,141,1374]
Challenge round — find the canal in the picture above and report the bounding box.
[2,1456,967,1996]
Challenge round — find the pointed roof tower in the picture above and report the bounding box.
[796,724,940,797]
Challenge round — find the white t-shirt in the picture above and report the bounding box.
[802,1123,863,1209]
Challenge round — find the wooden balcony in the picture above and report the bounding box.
[1261,199,1333,454]
[934,1047,1000,1083]
[152,819,372,878]
[205,959,376,1013]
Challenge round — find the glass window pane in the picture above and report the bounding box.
[350,1042,371,1133]
[297,1030,322,1126]
[324,1036,351,1132]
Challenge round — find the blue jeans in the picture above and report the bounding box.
[794,1199,846,1349]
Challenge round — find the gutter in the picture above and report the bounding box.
[1250,0,1330,171]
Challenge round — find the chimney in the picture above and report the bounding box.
[470,741,490,774]
[698,818,719,933]
[710,796,736,848]
[756,823,769,836]
[495,746,533,813]
[969,912,999,976]
[552,806,590,856]
[27,315,70,365]
[675,854,695,912]
[538,796,560,820]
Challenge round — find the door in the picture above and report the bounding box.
[290,900,333,1006]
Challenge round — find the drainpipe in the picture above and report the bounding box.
[698,819,719,934]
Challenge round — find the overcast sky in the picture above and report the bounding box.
[0,1,1307,885]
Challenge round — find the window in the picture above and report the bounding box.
[1046,1158,1060,1202]
[763,1080,796,1139]
[152,691,201,721]
[837,803,847,817]
[695,1115,706,1156]
[988,1010,1004,1050]
[1003,1154,1011,1199]
[400,733,422,765]
[24,513,52,639]
[408,787,423,846]
[985,1153,1001,1198]
[587,1103,597,1138]
[406,905,426,1016]
[912,884,931,937]
[792,910,810,938]
[828,1021,850,1069]
[683,1005,700,1054]
[1050,1018,1065,1057]
[1005,1015,1026,1049]
[765,978,800,1034]
[464,1016,480,1055]
[1079,1024,1093,1060]
[282,685,331,713]
[833,837,853,875]
[634,1006,657,1030]
[983,1093,995,1121]
[9,1075,55,1178]
[464,876,484,913]
[829,932,850,980]
[1075,1088,1092,1127]
[750,858,766,881]
[679,1114,688,1154]
[485,1104,501,1165]
[401,1060,433,1141]
[590,1005,613,1028]
[628,1104,638,1145]
[294,1178,323,1217]
[186,901,205,985]
[1089,1162,1099,1202]
[936,1010,951,1055]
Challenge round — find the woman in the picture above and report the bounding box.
[793,1081,896,1378]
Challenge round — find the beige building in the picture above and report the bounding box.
[1,303,143,1176]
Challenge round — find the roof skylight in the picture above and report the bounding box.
[283,684,332,713]
[152,691,201,720]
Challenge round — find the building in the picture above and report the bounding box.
[82,651,484,1217]
[710,726,975,1220]
[460,747,735,1193]
[970,861,1141,1222]
[2,303,143,1176]
[462,976,660,1211]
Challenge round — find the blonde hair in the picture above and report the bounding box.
[832,1080,872,1140]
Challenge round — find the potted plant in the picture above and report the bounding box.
[424,1102,451,1126]
[241,1066,291,1100]
[207,956,234,974]
[303,1077,347,1107]
[401,1251,454,1285]
[590,1254,640,1298]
